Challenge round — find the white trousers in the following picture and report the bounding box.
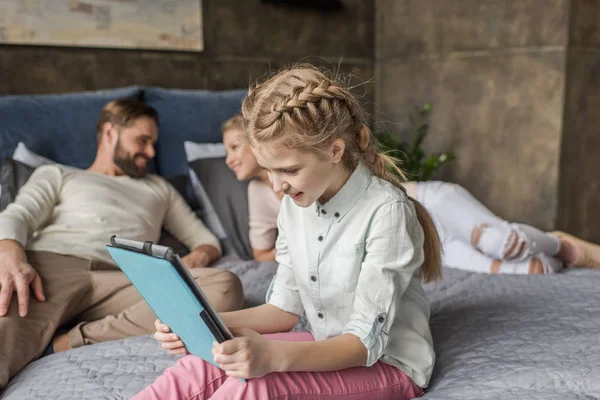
[407,181,562,274]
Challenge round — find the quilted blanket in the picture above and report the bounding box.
[2,259,600,399]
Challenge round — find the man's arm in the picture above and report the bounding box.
[182,243,220,269]
[0,165,62,246]
[0,165,61,317]
[161,179,222,268]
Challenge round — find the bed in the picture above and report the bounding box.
[2,259,599,399]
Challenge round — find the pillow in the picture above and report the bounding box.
[164,174,188,200]
[184,141,228,240]
[0,157,36,211]
[12,142,55,168]
[156,174,197,257]
[0,86,143,170]
[143,87,246,177]
[189,157,252,260]
[184,141,226,162]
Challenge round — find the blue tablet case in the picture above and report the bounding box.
[106,246,222,369]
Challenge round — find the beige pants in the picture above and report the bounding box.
[0,251,244,388]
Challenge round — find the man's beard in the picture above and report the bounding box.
[113,139,149,179]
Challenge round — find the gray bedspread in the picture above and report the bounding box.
[2,259,600,399]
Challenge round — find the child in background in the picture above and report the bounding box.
[133,64,442,399]
[221,115,281,261]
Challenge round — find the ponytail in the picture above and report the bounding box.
[412,200,443,282]
[360,125,442,282]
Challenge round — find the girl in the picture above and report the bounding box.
[222,118,600,274]
[133,64,442,399]
[221,115,282,261]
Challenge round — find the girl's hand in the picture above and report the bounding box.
[212,327,279,379]
[153,319,188,356]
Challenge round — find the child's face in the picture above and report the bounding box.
[223,129,261,181]
[252,143,340,207]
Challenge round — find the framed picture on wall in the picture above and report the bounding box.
[0,0,203,52]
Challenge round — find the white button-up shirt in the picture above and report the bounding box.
[266,162,435,388]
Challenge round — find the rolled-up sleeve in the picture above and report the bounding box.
[266,206,303,316]
[343,200,425,366]
[0,165,62,247]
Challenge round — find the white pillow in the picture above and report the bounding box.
[12,142,56,168]
[184,141,228,240]
[184,141,226,162]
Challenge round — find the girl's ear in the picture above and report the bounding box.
[331,138,345,164]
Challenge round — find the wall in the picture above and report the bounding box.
[376,0,569,231]
[0,0,374,96]
[557,0,600,242]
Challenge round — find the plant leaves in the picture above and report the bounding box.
[372,103,454,181]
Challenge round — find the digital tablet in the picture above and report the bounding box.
[106,236,236,372]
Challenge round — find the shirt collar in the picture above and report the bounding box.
[315,162,372,221]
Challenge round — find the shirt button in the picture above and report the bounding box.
[321,209,327,215]
[334,212,340,218]
[377,316,385,323]
[310,275,317,282]
[318,313,324,319]
[318,236,323,242]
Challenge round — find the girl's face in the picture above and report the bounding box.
[223,129,262,181]
[252,141,346,207]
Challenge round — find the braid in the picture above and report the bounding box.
[242,63,441,282]
[272,80,347,114]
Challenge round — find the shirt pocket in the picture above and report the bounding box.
[333,242,365,293]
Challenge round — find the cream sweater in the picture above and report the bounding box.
[0,165,220,264]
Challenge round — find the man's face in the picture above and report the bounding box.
[112,117,158,178]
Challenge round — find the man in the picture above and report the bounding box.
[0,99,244,388]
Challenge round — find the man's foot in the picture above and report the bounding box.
[553,231,600,270]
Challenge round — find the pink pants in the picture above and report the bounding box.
[132,332,424,400]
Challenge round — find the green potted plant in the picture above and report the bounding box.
[374,103,454,181]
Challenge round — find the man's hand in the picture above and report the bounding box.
[181,251,210,269]
[181,244,220,269]
[0,240,45,317]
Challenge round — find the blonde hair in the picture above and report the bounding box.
[241,64,442,282]
[221,114,245,135]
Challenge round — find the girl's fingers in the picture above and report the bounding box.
[169,348,188,356]
[154,319,171,333]
[225,370,246,379]
[218,361,246,373]
[154,331,179,342]
[215,337,247,355]
[161,340,185,350]
[213,350,244,365]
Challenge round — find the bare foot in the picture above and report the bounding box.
[553,231,600,270]
[52,332,72,353]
